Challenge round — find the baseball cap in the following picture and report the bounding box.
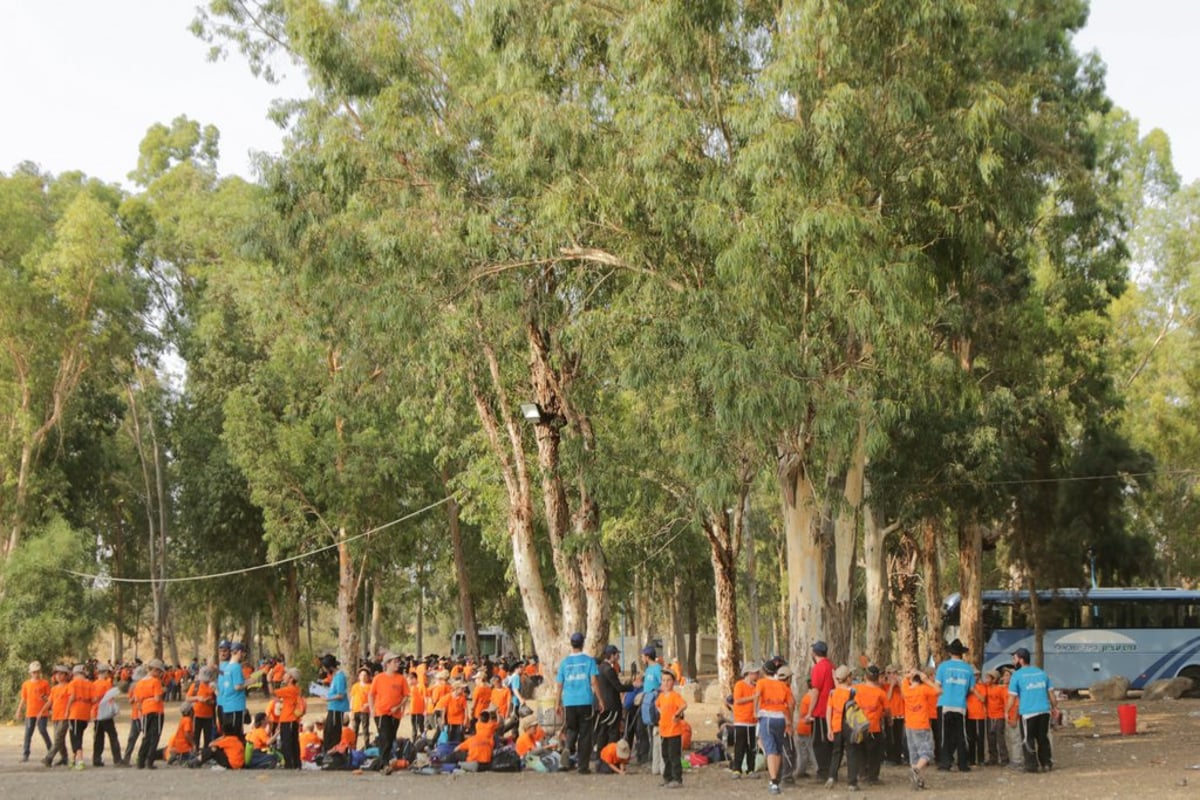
[28,661,41,673]
[218,639,231,650]
[230,641,245,652]
[569,632,585,647]
[833,665,850,682]
[603,644,620,657]
[776,666,794,681]
[641,646,657,658]
[812,641,828,655]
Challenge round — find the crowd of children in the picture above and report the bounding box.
[15,636,1055,790]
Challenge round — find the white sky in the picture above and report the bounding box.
[0,0,1196,186]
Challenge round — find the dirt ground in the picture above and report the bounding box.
[3,696,1200,799]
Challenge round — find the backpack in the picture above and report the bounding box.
[843,699,870,745]
[491,747,522,772]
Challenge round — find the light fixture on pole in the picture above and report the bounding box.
[520,402,547,424]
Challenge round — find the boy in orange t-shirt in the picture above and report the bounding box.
[599,738,631,774]
[161,704,195,764]
[195,734,245,769]
[983,670,1009,765]
[852,666,889,785]
[133,659,167,769]
[65,664,93,769]
[42,666,72,767]
[901,670,942,789]
[17,661,51,762]
[515,718,545,757]
[966,670,987,766]
[655,670,688,788]
[350,668,372,748]
[273,667,305,769]
[824,665,859,789]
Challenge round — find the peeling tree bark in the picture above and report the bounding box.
[957,521,984,667]
[891,529,921,670]
[920,519,945,667]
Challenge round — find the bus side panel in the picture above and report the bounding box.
[984,628,1199,690]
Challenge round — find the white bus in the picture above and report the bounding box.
[943,588,1200,690]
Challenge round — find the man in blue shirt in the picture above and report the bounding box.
[934,638,975,772]
[1005,647,1057,773]
[217,642,249,740]
[556,632,602,774]
[321,654,349,753]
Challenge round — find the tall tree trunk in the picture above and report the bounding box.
[370,583,382,657]
[442,470,480,659]
[670,576,686,667]
[205,600,218,666]
[891,529,921,669]
[147,406,176,665]
[920,519,945,666]
[575,482,610,653]
[743,496,761,664]
[704,504,743,695]
[112,501,126,664]
[957,521,984,667]
[780,449,829,668]
[827,420,867,663]
[468,335,563,673]
[126,384,165,659]
[685,583,698,680]
[267,565,301,662]
[337,527,360,677]
[863,502,895,666]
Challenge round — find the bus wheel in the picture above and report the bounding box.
[1179,666,1200,698]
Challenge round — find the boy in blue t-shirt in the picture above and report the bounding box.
[1005,648,1057,773]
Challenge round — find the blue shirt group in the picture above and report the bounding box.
[557,651,600,707]
[640,660,663,725]
[1009,665,1053,717]
[935,657,976,712]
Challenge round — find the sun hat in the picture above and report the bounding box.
[28,661,41,673]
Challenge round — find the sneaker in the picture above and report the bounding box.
[73,762,84,771]
[848,785,860,793]
[666,782,682,789]
[730,771,742,779]
[768,783,781,795]
[824,778,835,789]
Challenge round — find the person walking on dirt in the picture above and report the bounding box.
[1006,647,1057,773]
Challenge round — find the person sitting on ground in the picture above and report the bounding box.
[191,733,245,770]
[599,739,632,774]
[160,703,195,765]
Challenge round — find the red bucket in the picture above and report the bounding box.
[1117,703,1137,735]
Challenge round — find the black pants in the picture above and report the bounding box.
[220,710,247,741]
[661,733,683,784]
[279,720,300,769]
[93,718,121,765]
[631,714,651,763]
[23,716,51,759]
[887,717,907,763]
[967,718,986,765]
[594,708,622,754]
[324,710,346,752]
[732,724,757,774]
[194,716,216,751]
[409,713,425,741]
[563,704,596,772]
[138,712,163,767]
[122,718,142,764]
[938,709,969,770]
[68,719,89,753]
[812,717,833,779]
[863,730,883,781]
[1019,713,1052,771]
[375,715,400,767]
[828,729,862,785]
[353,711,371,747]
